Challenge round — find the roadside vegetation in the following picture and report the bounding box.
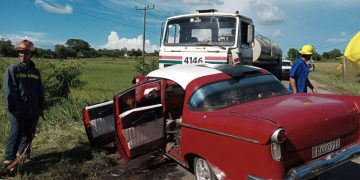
[310,60,360,95]
[0,57,149,178]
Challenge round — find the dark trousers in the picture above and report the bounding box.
[4,113,33,161]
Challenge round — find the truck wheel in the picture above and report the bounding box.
[194,157,217,180]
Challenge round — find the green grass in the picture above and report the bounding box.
[72,58,138,103]
[310,62,360,95]
[0,57,138,178]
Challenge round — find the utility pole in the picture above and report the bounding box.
[136,5,154,70]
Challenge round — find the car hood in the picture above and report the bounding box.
[228,94,359,151]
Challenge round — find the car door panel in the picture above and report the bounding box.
[83,101,115,147]
[114,80,165,161]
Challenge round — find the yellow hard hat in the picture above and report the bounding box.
[15,39,35,52]
[299,44,315,55]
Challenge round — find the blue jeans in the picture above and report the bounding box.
[4,113,34,161]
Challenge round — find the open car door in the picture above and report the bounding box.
[83,101,115,147]
[114,80,165,161]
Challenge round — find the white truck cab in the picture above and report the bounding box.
[159,9,282,79]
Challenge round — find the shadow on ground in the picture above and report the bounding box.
[2,142,115,178]
[2,143,192,180]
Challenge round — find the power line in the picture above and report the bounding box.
[32,0,160,36]
[139,0,173,17]
[316,39,350,50]
[134,0,148,6]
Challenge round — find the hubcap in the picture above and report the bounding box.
[195,158,211,180]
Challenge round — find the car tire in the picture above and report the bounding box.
[194,157,217,180]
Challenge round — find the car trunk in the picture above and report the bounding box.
[229,94,359,165]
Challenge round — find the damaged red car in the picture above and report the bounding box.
[83,64,360,180]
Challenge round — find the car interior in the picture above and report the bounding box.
[164,81,185,151]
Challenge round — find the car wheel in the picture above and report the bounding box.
[194,157,217,180]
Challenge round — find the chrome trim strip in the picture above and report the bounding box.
[271,128,284,143]
[120,104,162,118]
[85,101,113,110]
[247,175,270,180]
[286,144,360,180]
[182,124,260,144]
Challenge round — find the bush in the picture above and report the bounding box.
[38,60,86,106]
[135,58,158,75]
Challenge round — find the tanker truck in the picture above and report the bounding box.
[158,9,282,79]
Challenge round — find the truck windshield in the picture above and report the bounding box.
[164,16,237,46]
[189,74,290,110]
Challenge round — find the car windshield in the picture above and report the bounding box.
[164,16,236,46]
[282,61,292,66]
[189,74,290,110]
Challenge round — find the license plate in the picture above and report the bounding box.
[182,56,204,64]
[312,138,340,158]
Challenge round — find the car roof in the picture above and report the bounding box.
[282,59,292,63]
[147,64,262,89]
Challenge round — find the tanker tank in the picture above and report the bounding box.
[252,35,282,63]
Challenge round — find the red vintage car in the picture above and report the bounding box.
[83,64,360,180]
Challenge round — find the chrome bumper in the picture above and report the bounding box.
[286,144,360,180]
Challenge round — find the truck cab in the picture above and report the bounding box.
[159,9,282,79]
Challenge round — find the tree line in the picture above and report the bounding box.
[1,38,343,61]
[0,38,159,59]
[287,48,343,61]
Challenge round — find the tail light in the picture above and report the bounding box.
[270,128,287,161]
[271,143,282,161]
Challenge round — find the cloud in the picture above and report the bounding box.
[100,31,159,53]
[273,29,284,38]
[182,0,224,5]
[326,32,349,43]
[1,34,39,45]
[35,0,73,14]
[0,33,63,50]
[279,0,360,6]
[250,0,286,25]
[21,31,50,39]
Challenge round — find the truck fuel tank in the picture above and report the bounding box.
[252,35,282,62]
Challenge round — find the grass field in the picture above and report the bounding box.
[0,57,359,178]
[310,61,360,95]
[0,57,139,178]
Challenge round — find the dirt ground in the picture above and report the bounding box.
[91,151,194,180]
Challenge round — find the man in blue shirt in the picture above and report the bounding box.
[289,44,317,93]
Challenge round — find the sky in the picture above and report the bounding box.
[1,0,360,55]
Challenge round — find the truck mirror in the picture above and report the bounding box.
[247,25,254,44]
